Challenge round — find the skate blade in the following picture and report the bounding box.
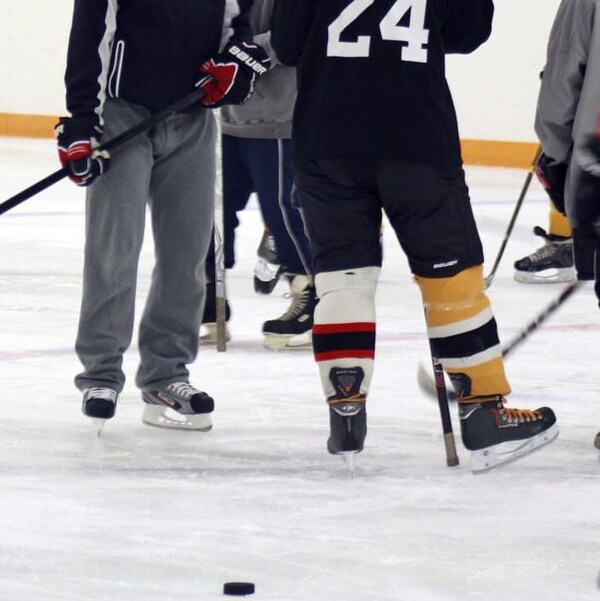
[262,332,312,351]
[514,268,576,284]
[200,323,231,344]
[340,452,358,478]
[90,418,107,436]
[470,423,559,473]
[142,405,213,432]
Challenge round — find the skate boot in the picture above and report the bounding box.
[82,387,118,433]
[142,382,214,431]
[327,367,367,458]
[594,432,600,451]
[459,396,558,473]
[254,228,283,294]
[262,275,316,350]
[514,226,576,283]
[200,281,231,343]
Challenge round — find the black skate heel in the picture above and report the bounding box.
[82,387,118,435]
[326,367,367,460]
[327,400,367,455]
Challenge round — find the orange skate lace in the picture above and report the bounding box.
[500,406,541,423]
[328,393,366,406]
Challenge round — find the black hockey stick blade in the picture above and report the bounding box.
[418,280,584,402]
[0,86,207,217]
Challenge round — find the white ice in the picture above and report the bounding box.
[1,136,599,601]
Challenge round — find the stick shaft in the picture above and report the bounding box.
[429,344,459,466]
[0,87,206,216]
[484,145,543,287]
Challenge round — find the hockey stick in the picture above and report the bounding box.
[417,279,584,401]
[0,86,208,216]
[483,144,543,289]
[213,123,227,352]
[428,341,460,466]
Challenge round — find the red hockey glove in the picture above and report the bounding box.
[55,116,110,187]
[196,41,271,108]
[534,152,568,215]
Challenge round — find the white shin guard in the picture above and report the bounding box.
[314,267,380,398]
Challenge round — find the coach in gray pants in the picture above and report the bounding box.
[58,0,269,430]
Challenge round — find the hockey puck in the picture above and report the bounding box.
[223,582,255,596]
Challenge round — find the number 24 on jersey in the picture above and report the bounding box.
[327,0,430,63]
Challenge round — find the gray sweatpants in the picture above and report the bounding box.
[74,99,216,393]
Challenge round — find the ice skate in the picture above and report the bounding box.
[459,396,558,473]
[262,275,315,350]
[200,281,231,343]
[594,432,600,451]
[326,367,367,468]
[254,228,283,294]
[82,387,118,434]
[514,226,576,284]
[142,382,214,431]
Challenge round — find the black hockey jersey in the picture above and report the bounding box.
[65,0,253,125]
[271,0,494,167]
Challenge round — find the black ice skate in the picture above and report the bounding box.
[200,281,231,343]
[262,275,316,350]
[459,396,558,472]
[594,432,600,451]
[82,387,118,434]
[514,226,575,284]
[327,367,367,463]
[142,382,214,431]
[254,228,284,294]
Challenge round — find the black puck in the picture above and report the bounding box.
[223,582,255,596]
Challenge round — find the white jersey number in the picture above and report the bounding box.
[327,0,430,63]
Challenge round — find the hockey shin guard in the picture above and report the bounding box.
[313,267,380,399]
[415,265,510,400]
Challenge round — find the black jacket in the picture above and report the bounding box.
[65,0,253,125]
[271,0,494,167]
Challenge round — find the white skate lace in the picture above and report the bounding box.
[526,241,565,263]
[86,387,117,401]
[278,288,310,321]
[165,382,199,400]
[525,228,571,264]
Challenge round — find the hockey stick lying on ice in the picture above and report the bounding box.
[0,84,210,216]
[483,144,542,289]
[417,279,584,401]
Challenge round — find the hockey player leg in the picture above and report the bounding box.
[416,265,558,472]
[313,267,379,460]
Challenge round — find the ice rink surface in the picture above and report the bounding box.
[1,136,599,600]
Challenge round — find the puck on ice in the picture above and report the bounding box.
[223,582,255,596]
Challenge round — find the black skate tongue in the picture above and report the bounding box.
[329,367,364,398]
